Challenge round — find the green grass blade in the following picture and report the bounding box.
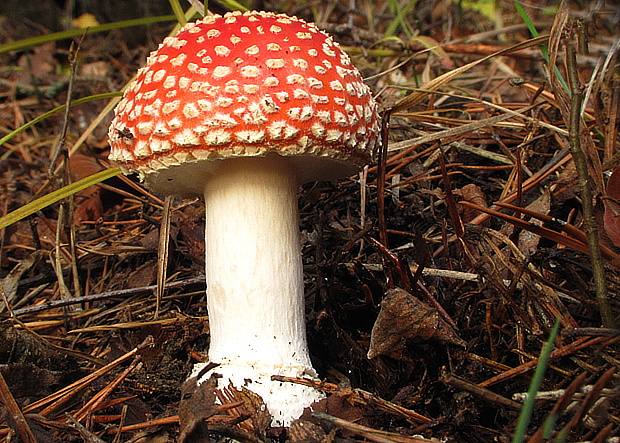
[0,15,176,55]
[512,318,561,443]
[218,0,248,12]
[385,0,419,37]
[513,2,569,93]
[0,167,122,231]
[168,0,187,26]
[0,92,123,160]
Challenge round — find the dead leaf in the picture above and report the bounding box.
[0,364,60,400]
[16,43,55,86]
[288,419,327,443]
[518,190,551,257]
[70,154,105,225]
[178,376,218,442]
[456,183,488,224]
[367,288,465,359]
[224,384,271,438]
[0,251,42,309]
[79,61,109,79]
[307,393,368,438]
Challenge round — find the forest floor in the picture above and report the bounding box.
[0,1,619,442]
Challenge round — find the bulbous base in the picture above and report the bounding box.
[191,361,325,427]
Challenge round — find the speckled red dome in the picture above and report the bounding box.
[108,10,380,195]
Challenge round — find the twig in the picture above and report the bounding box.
[312,411,434,443]
[378,108,393,287]
[73,357,140,422]
[0,372,37,443]
[566,31,615,328]
[478,335,614,388]
[440,373,521,411]
[65,413,106,443]
[11,275,205,316]
[155,195,174,319]
[271,375,431,424]
[24,337,153,417]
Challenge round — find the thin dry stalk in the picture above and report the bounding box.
[566,28,615,328]
[0,372,37,443]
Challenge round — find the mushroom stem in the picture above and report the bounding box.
[192,154,323,426]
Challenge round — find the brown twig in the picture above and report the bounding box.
[565,28,615,328]
[440,373,521,411]
[271,375,432,424]
[0,371,37,443]
[478,335,615,388]
[313,411,434,443]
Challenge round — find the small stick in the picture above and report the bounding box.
[440,373,521,410]
[155,195,174,319]
[65,413,106,443]
[73,357,141,422]
[11,275,205,316]
[313,411,434,443]
[566,33,615,328]
[0,371,37,443]
[271,375,431,424]
[478,335,612,388]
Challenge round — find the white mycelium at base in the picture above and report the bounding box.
[191,155,324,426]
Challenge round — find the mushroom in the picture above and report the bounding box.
[108,10,380,426]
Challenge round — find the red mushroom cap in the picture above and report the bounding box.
[108,10,380,195]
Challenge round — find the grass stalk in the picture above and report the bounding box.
[512,318,561,443]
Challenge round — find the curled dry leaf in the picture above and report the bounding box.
[69,154,105,225]
[178,375,218,443]
[224,384,271,437]
[368,288,465,359]
[456,183,488,224]
[603,165,620,247]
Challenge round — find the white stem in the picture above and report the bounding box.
[192,155,323,426]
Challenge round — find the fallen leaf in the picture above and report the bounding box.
[368,288,465,359]
[70,154,105,225]
[178,376,218,443]
[16,43,55,86]
[457,183,488,224]
[518,190,551,257]
[222,384,271,438]
[288,419,327,443]
[0,251,42,307]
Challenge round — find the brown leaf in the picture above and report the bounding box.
[16,43,55,86]
[518,190,551,257]
[288,419,327,443]
[178,375,218,443]
[457,183,488,224]
[73,192,104,226]
[70,154,105,225]
[225,384,271,438]
[367,288,465,359]
[307,392,368,438]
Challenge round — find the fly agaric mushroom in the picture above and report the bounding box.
[108,10,380,426]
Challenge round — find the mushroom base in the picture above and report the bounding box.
[191,361,324,427]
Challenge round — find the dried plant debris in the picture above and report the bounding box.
[368,288,466,359]
[178,375,218,442]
